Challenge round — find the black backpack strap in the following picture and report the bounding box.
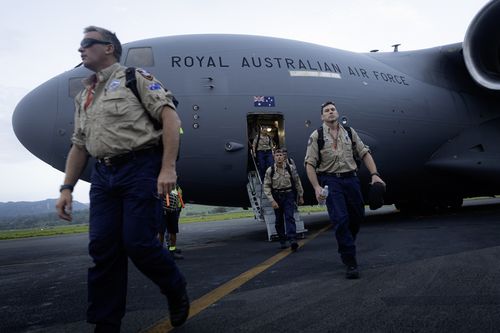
[125,67,164,130]
[125,67,142,104]
[316,126,324,169]
[256,128,261,149]
[343,125,354,149]
[285,163,297,196]
[270,164,275,189]
[317,126,325,150]
[342,125,361,167]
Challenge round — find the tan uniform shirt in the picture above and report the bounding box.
[263,163,304,202]
[252,133,273,151]
[72,63,177,158]
[304,123,370,173]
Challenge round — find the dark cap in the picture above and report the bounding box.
[368,182,386,210]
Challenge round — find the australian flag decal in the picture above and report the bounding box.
[253,96,275,107]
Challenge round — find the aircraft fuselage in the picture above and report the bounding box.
[13,34,500,208]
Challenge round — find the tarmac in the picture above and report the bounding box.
[1,199,499,332]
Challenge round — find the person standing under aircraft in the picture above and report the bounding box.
[252,126,275,181]
[304,101,384,279]
[55,26,189,331]
[264,148,304,251]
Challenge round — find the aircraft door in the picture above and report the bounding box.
[247,113,285,178]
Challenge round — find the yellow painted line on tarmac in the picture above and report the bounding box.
[144,224,331,332]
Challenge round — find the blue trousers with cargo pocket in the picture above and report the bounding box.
[256,150,274,180]
[272,190,297,242]
[319,174,364,267]
[86,148,186,328]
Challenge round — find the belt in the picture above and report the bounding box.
[258,149,272,152]
[272,187,292,193]
[96,146,160,167]
[318,171,357,178]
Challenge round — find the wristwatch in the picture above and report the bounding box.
[370,172,380,177]
[59,184,74,193]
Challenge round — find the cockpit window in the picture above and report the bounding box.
[125,47,154,67]
[69,78,85,98]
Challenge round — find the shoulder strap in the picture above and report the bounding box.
[343,125,354,147]
[285,163,297,194]
[317,126,325,151]
[125,67,142,104]
[125,67,163,130]
[316,126,324,169]
[342,125,361,167]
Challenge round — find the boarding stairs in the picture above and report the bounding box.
[246,170,307,241]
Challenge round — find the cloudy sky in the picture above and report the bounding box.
[0,0,490,203]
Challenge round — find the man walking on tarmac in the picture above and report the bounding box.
[264,148,304,251]
[55,26,189,331]
[304,101,385,279]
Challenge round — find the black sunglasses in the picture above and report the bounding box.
[80,38,112,48]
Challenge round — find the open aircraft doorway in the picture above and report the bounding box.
[247,113,284,178]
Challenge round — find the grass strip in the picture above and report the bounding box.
[0,206,325,240]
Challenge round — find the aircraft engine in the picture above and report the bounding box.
[463,0,500,90]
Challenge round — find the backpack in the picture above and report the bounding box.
[270,163,297,197]
[316,125,361,169]
[125,67,179,130]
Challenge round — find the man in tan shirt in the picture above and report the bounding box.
[305,101,384,279]
[252,126,275,180]
[264,148,304,251]
[55,26,188,331]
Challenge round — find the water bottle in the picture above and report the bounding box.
[318,185,329,205]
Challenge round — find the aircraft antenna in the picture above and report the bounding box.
[392,44,401,52]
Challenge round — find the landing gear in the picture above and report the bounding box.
[395,195,463,214]
[438,196,463,211]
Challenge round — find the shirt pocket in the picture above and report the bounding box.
[342,139,354,157]
[321,146,339,165]
[101,90,130,118]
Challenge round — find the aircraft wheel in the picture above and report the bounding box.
[395,199,438,215]
[435,196,463,211]
[448,197,463,210]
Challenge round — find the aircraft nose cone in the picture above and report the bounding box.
[12,77,59,163]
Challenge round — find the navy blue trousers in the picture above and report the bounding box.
[256,150,274,180]
[272,191,297,242]
[87,149,185,327]
[319,174,364,266]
